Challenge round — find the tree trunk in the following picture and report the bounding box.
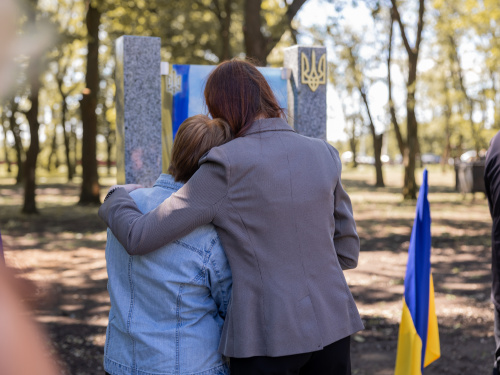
[387,12,405,157]
[468,97,479,154]
[56,76,75,181]
[205,0,233,61]
[243,0,307,65]
[71,119,77,175]
[348,120,358,168]
[244,0,267,65]
[7,99,24,184]
[61,97,74,181]
[373,134,384,186]
[479,90,488,151]
[391,0,425,200]
[441,79,452,172]
[220,0,232,61]
[0,118,12,173]
[403,58,418,200]
[106,129,115,175]
[360,90,384,187]
[22,62,41,214]
[47,125,58,171]
[79,1,101,205]
[99,99,114,176]
[448,35,482,153]
[350,144,358,168]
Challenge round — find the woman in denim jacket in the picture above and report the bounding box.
[104,115,233,375]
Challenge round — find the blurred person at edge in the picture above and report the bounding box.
[0,0,19,97]
[99,59,363,375]
[485,130,500,375]
[103,115,233,375]
[0,267,60,375]
[0,0,51,98]
[0,1,59,374]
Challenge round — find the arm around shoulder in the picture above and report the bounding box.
[98,151,230,255]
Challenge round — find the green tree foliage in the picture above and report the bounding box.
[103,0,237,64]
[44,0,86,181]
[430,0,500,152]
[314,0,498,197]
[0,0,309,212]
[4,0,499,206]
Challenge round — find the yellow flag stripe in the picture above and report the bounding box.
[395,298,422,375]
[424,274,440,367]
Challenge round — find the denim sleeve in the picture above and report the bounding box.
[98,148,230,255]
[206,236,232,320]
[323,141,360,270]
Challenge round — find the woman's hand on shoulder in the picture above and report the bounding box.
[104,184,143,201]
[110,184,143,193]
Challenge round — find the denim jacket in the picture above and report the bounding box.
[104,174,232,375]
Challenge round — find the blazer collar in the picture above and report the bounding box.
[244,117,294,136]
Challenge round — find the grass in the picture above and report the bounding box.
[0,163,494,374]
[341,164,492,374]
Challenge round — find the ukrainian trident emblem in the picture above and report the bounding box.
[166,70,182,95]
[300,50,326,92]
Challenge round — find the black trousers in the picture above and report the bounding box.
[230,336,351,375]
[494,305,500,371]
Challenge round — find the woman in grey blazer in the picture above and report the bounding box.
[99,59,364,375]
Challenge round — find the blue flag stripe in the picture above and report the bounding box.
[403,169,431,370]
[172,64,191,140]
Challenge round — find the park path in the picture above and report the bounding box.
[1,166,495,374]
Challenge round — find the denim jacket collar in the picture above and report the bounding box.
[153,174,184,192]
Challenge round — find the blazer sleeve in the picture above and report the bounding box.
[324,141,360,270]
[98,147,230,255]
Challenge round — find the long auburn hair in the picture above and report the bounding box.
[204,59,285,137]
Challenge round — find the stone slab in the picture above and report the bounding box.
[284,45,327,140]
[115,35,162,187]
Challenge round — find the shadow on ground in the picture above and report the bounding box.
[351,314,494,375]
[0,170,494,375]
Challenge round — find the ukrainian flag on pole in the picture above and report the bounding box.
[395,169,440,374]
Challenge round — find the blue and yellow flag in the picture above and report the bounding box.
[395,169,440,374]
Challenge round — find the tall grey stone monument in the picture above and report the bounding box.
[115,36,328,186]
[115,35,162,187]
[284,46,327,140]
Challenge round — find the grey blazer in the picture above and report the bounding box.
[99,117,364,358]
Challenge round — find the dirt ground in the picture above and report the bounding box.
[0,165,494,374]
